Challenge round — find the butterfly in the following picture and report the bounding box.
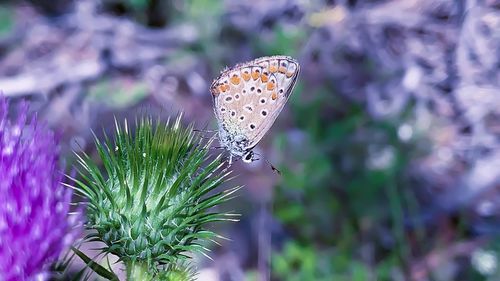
[210,55,300,165]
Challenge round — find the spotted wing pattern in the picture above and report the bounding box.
[210,56,299,150]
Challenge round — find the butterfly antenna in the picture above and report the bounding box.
[193,121,217,135]
[254,152,281,175]
[193,128,218,134]
[195,133,212,140]
[194,123,218,141]
[193,129,218,133]
[266,159,281,175]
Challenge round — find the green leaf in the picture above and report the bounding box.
[71,247,119,281]
[0,5,13,37]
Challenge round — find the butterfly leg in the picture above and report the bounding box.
[197,134,215,140]
[210,146,225,150]
[193,129,218,133]
[193,128,218,141]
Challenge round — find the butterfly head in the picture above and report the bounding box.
[242,150,256,163]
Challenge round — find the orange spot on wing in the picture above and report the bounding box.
[252,70,260,80]
[267,81,276,91]
[269,65,278,73]
[242,72,251,81]
[218,85,225,92]
[271,92,278,100]
[278,66,287,73]
[261,74,269,83]
[230,75,241,85]
[286,71,295,78]
[220,84,229,92]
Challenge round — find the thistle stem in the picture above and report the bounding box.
[126,261,153,281]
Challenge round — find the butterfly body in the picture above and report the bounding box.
[210,56,299,164]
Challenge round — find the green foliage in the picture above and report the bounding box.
[102,0,174,27]
[127,260,196,281]
[0,5,13,36]
[71,115,240,278]
[272,241,374,281]
[272,242,330,281]
[71,247,119,280]
[153,264,196,281]
[101,0,223,29]
[179,0,224,71]
[88,79,148,109]
[272,85,430,278]
[251,24,306,58]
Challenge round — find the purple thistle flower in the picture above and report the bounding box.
[0,96,78,281]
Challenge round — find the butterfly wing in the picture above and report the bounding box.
[210,64,263,140]
[248,56,299,148]
[210,56,300,150]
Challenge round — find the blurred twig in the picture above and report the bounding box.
[0,1,198,97]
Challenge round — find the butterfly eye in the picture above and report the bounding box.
[243,152,254,162]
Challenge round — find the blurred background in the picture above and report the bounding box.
[1,0,499,280]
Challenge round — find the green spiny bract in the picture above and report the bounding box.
[73,115,239,275]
